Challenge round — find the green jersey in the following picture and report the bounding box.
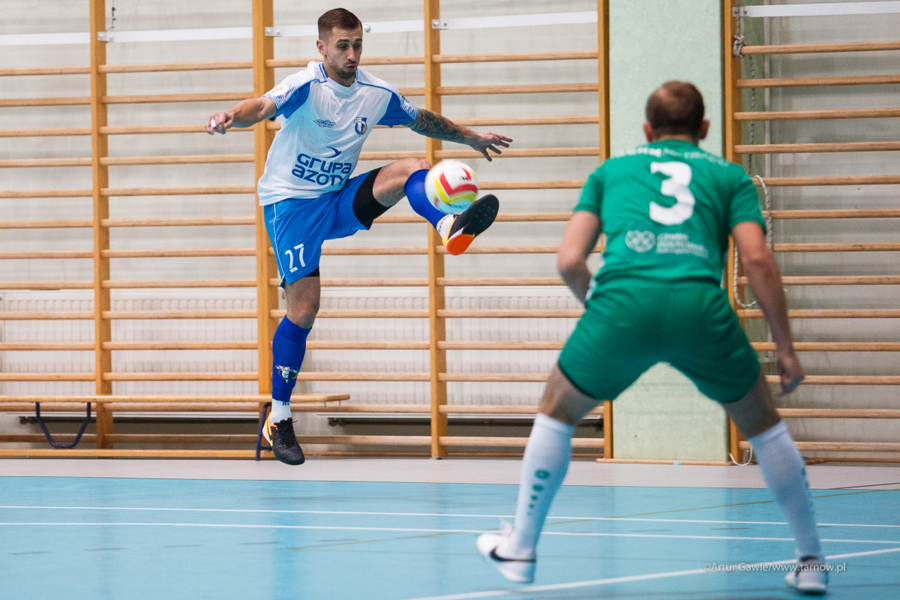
[575,139,765,289]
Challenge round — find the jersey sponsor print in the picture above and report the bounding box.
[257,62,417,206]
[575,139,765,291]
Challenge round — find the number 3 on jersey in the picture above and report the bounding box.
[650,161,695,225]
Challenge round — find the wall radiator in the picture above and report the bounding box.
[0,288,579,405]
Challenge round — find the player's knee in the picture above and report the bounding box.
[741,409,782,439]
[286,301,319,329]
[723,375,781,438]
[396,157,430,178]
[538,367,596,426]
[540,403,581,426]
[287,311,317,329]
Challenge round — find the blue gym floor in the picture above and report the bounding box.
[1,466,898,599]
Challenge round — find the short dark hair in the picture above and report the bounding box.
[318,8,362,40]
[645,81,705,139]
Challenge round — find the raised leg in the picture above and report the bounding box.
[371,157,432,208]
[370,158,499,255]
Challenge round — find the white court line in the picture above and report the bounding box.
[405,546,900,600]
[580,517,900,529]
[1,506,898,529]
[0,521,897,545]
[0,522,483,534]
[541,532,900,545]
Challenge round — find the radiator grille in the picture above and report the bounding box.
[0,287,578,404]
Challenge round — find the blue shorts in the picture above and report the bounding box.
[264,170,376,285]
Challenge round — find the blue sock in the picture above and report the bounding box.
[270,318,311,422]
[405,169,445,229]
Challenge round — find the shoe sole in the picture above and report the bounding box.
[445,195,499,256]
[785,574,827,596]
[785,584,827,596]
[273,450,305,466]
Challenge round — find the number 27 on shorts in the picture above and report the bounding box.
[284,244,306,273]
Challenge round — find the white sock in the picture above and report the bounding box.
[435,214,453,238]
[749,420,823,559]
[509,413,574,556]
[270,400,292,423]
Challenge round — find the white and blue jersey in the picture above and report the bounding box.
[257,62,418,206]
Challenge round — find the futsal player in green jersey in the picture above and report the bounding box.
[477,82,827,595]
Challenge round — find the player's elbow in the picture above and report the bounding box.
[557,251,586,279]
[741,249,779,281]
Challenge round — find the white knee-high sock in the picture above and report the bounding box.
[749,420,823,559]
[509,413,574,556]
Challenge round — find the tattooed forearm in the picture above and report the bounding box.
[407,108,511,161]
[407,109,472,144]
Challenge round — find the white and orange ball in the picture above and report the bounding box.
[424,159,479,214]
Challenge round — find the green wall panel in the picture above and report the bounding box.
[608,0,728,461]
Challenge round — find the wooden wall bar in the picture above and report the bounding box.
[723,3,900,462]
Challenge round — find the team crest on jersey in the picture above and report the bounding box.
[275,365,299,383]
[315,119,336,129]
[354,117,368,136]
[625,230,656,253]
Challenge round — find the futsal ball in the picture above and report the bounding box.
[424,160,479,214]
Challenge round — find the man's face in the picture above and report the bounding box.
[317,27,363,81]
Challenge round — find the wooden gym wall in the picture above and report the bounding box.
[724,1,900,463]
[0,0,610,458]
[5,1,893,463]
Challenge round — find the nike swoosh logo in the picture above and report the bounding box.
[325,146,341,158]
[489,548,535,563]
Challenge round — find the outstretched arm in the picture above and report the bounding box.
[557,211,602,305]
[206,97,277,135]
[732,221,804,395]
[406,108,512,161]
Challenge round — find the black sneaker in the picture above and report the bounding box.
[264,417,306,465]
[440,194,499,256]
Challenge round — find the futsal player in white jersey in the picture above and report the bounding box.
[206,8,512,465]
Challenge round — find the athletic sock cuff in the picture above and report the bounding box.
[404,169,429,196]
[534,413,575,436]
[748,420,788,446]
[276,318,311,343]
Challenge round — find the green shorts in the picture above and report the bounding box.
[557,279,760,403]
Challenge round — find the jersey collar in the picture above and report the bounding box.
[319,62,358,97]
